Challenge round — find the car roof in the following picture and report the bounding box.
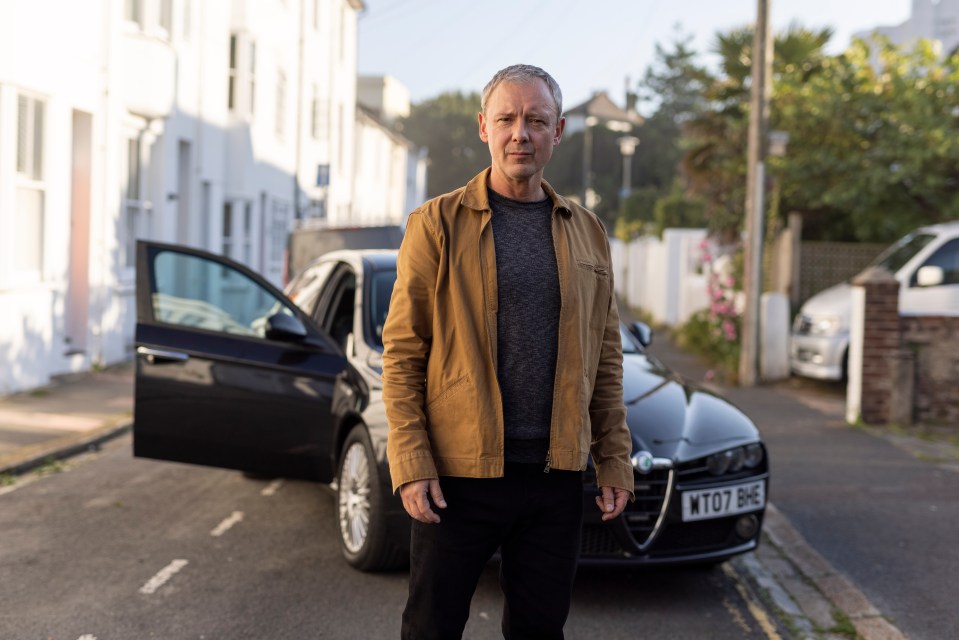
[918,220,959,236]
[312,249,397,271]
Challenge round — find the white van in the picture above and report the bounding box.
[790,220,959,380]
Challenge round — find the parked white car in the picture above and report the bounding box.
[790,220,959,380]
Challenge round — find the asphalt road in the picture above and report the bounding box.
[0,434,782,640]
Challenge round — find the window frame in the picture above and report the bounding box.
[13,92,47,281]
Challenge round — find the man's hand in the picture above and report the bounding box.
[399,478,447,524]
[595,486,629,521]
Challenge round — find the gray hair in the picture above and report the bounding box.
[481,64,563,120]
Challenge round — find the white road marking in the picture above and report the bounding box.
[261,479,284,496]
[77,635,98,640]
[139,559,189,595]
[210,511,244,537]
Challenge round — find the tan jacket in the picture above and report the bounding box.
[382,169,634,496]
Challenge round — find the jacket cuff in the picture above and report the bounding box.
[594,459,636,502]
[388,450,438,494]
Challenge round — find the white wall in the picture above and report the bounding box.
[612,229,709,326]
[0,0,379,394]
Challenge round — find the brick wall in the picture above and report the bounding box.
[902,316,959,424]
[854,268,902,424]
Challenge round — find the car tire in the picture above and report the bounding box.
[336,426,406,572]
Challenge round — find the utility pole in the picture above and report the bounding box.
[738,0,774,386]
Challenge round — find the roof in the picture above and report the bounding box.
[565,91,643,127]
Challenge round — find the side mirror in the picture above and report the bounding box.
[916,265,944,287]
[265,312,308,342]
[629,321,653,348]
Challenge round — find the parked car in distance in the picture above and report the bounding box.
[133,241,768,572]
[790,221,959,380]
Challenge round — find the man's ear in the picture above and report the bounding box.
[478,111,489,143]
[554,116,566,145]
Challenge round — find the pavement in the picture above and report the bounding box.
[0,363,134,477]
[3,341,956,639]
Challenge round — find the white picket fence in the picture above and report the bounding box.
[610,228,710,327]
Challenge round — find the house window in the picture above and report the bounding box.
[228,34,237,110]
[222,201,234,259]
[125,0,143,28]
[124,136,152,268]
[228,34,256,116]
[222,200,253,267]
[276,69,286,139]
[249,42,257,114]
[159,0,172,35]
[15,94,46,277]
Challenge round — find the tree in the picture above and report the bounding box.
[774,35,959,241]
[396,92,488,198]
[681,24,834,242]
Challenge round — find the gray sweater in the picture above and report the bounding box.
[488,189,560,464]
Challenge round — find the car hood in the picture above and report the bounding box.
[800,282,852,317]
[623,353,759,463]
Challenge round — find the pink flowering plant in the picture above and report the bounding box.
[676,239,742,381]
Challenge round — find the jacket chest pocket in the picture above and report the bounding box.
[574,261,610,330]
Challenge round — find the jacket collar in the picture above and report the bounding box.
[460,168,573,218]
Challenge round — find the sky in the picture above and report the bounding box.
[357,0,913,113]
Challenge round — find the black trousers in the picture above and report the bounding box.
[401,464,583,640]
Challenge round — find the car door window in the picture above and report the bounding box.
[152,249,295,338]
[318,268,357,351]
[914,238,959,286]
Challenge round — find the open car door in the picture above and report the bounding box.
[133,241,355,481]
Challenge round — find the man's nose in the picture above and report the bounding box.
[511,121,529,141]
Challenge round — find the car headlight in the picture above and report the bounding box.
[743,443,764,468]
[707,444,763,475]
[808,315,841,337]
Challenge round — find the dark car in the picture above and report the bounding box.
[133,241,768,572]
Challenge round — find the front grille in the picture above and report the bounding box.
[625,469,672,548]
[580,524,621,555]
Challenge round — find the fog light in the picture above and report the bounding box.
[735,514,759,540]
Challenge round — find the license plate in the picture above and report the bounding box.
[681,480,765,522]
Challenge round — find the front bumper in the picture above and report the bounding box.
[789,332,848,380]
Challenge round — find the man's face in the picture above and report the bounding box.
[479,79,565,195]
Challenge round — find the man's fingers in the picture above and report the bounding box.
[597,487,629,521]
[400,480,442,524]
[428,478,447,509]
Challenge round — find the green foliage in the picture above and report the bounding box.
[615,186,660,240]
[681,24,835,242]
[774,35,959,241]
[675,242,743,381]
[396,92,488,198]
[653,187,707,235]
[676,310,741,380]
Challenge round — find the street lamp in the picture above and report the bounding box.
[582,116,599,209]
[617,135,640,200]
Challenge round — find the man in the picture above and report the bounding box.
[382,64,633,640]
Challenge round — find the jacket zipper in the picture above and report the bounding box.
[544,450,551,474]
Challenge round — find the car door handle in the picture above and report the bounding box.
[137,346,190,365]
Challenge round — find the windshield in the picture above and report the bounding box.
[620,326,641,354]
[872,232,936,274]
